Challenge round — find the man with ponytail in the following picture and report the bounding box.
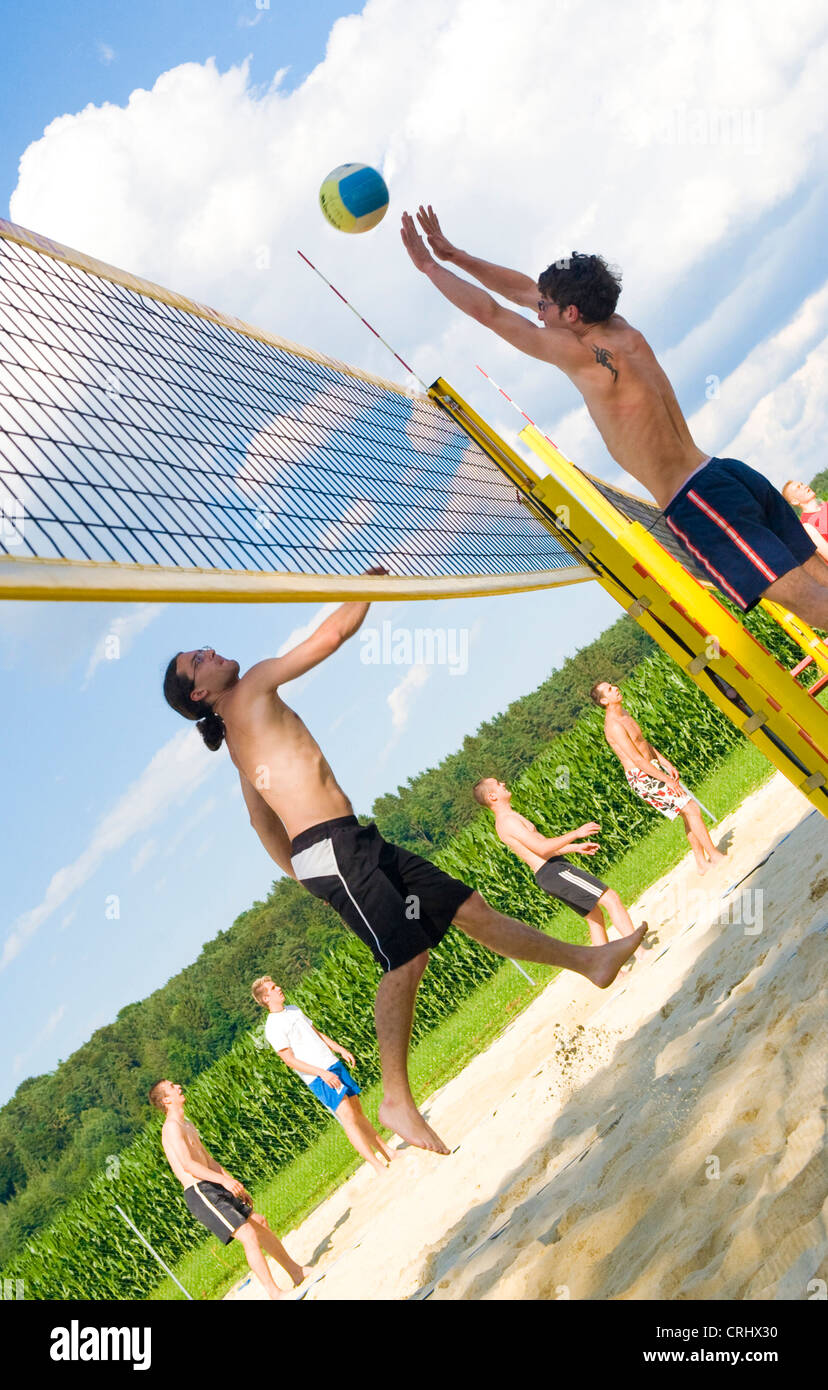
[164,575,645,1156]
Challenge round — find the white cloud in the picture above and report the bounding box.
[97,42,115,65]
[277,601,339,656]
[686,283,828,472]
[130,839,159,875]
[387,661,430,732]
[82,604,166,687]
[722,335,828,486]
[10,2,825,387]
[7,0,828,529]
[0,728,220,972]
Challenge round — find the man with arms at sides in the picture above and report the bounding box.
[781,481,828,569]
[252,976,396,1175]
[163,590,645,1156]
[149,1080,311,1300]
[401,207,828,629]
[473,778,646,968]
[590,681,725,875]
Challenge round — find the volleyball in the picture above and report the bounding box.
[319,163,389,233]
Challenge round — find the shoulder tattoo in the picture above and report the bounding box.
[592,345,618,381]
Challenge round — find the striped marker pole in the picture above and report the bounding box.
[475,364,559,447]
[297,250,428,391]
[115,1203,194,1300]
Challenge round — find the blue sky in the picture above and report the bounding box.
[2,0,827,1104]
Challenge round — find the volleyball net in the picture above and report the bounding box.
[0,220,592,602]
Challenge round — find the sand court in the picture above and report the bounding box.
[226,771,827,1301]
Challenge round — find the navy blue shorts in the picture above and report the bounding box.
[290,816,474,972]
[308,1058,361,1114]
[663,457,816,611]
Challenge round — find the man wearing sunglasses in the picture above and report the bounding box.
[401,206,828,629]
[163,585,645,1157]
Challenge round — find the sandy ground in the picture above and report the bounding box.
[226,771,828,1301]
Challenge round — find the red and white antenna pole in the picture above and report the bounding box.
[297,250,427,391]
[474,364,559,449]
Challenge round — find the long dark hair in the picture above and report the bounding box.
[163,654,226,752]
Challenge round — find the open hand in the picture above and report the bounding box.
[570,841,600,856]
[578,822,601,837]
[400,211,435,272]
[416,205,458,262]
[338,1049,356,1069]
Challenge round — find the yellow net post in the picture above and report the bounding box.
[430,379,828,819]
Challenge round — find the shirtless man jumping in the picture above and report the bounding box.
[401,207,828,629]
[149,1080,310,1300]
[163,592,645,1155]
[590,681,725,875]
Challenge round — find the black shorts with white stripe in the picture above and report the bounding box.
[534,857,607,916]
[183,1181,251,1245]
[290,816,474,972]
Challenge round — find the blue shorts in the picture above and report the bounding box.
[663,457,816,611]
[308,1059,361,1114]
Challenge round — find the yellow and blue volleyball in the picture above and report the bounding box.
[319,163,389,234]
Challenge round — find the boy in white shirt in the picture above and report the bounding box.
[253,977,396,1174]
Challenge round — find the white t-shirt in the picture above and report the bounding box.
[265,1005,338,1087]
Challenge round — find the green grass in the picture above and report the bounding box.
[150,737,774,1300]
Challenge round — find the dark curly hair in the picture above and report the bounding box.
[163,654,226,752]
[538,252,622,324]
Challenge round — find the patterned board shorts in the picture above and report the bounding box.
[626,767,692,820]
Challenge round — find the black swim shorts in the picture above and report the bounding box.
[184,1180,251,1245]
[290,816,474,971]
[534,856,607,917]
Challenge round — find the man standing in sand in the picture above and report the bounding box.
[253,977,396,1175]
[401,207,828,629]
[473,778,645,965]
[590,681,725,875]
[163,592,645,1156]
[149,1080,311,1300]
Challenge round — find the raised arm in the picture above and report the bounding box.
[416,205,539,308]
[401,213,582,372]
[240,771,296,878]
[245,567,386,694]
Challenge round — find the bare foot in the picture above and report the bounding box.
[694,860,709,876]
[378,1098,450,1155]
[292,1265,313,1286]
[267,1288,286,1300]
[584,923,648,988]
